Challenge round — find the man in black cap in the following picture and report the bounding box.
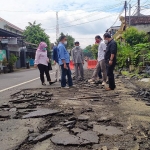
[103,33,117,91]
[72,41,84,81]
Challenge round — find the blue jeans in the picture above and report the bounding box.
[61,63,73,87]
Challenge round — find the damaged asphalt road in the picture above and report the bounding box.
[0,70,150,150]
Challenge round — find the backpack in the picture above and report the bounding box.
[53,46,59,63]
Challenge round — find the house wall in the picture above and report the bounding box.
[133,24,150,33]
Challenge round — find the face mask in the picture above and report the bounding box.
[104,40,108,44]
[43,47,47,51]
[64,41,67,45]
[76,46,79,49]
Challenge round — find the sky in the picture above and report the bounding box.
[0,0,150,48]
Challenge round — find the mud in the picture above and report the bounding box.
[0,70,150,150]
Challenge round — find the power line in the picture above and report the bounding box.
[45,13,118,31]
[110,6,124,27]
[48,4,124,29]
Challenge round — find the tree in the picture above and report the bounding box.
[83,45,93,58]
[123,27,148,46]
[57,32,75,50]
[91,44,98,59]
[23,21,50,50]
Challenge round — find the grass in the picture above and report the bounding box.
[121,69,150,80]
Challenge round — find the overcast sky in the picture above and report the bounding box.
[0,0,149,48]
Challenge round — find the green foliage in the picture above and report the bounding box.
[123,27,148,46]
[117,42,133,68]
[83,45,93,58]
[117,42,150,68]
[57,32,75,50]
[23,21,50,50]
[2,58,8,66]
[91,44,98,59]
[8,54,17,66]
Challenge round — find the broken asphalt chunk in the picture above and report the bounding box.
[98,117,111,123]
[51,131,99,146]
[71,128,84,135]
[64,120,76,126]
[93,125,123,136]
[51,131,81,145]
[78,115,90,121]
[22,109,61,119]
[32,131,53,143]
[77,131,99,144]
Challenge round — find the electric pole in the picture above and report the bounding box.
[124,1,127,30]
[56,12,59,41]
[137,0,140,16]
[129,4,131,26]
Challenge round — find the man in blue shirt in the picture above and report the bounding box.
[57,35,73,88]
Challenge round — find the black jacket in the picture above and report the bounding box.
[105,39,117,64]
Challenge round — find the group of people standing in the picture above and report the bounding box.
[34,32,117,91]
[88,33,117,91]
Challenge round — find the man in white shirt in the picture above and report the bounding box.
[88,35,107,86]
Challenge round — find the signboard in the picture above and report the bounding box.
[0,50,6,61]
[8,38,17,44]
[1,39,8,44]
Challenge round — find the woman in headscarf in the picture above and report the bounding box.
[34,42,55,86]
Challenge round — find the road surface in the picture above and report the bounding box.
[0,68,57,105]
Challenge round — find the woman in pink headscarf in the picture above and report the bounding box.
[34,42,55,86]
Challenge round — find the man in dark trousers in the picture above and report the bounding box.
[57,35,73,88]
[103,33,117,91]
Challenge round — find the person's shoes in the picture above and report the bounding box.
[105,87,114,91]
[102,81,106,86]
[69,85,76,88]
[49,81,56,85]
[61,86,69,89]
[88,79,95,83]
[42,83,46,86]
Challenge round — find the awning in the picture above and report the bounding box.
[0,28,23,37]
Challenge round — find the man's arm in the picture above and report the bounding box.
[72,49,75,63]
[102,43,106,52]
[81,49,84,64]
[109,42,117,65]
[59,46,67,69]
[34,51,40,67]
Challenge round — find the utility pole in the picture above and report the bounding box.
[124,1,127,30]
[137,0,140,16]
[129,4,131,26]
[56,12,59,41]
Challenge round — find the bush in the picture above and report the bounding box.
[2,58,8,66]
[8,54,17,66]
[123,27,148,46]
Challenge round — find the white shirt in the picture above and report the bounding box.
[98,41,106,61]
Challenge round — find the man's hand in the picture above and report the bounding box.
[64,64,68,69]
[54,61,56,65]
[82,61,84,65]
[34,64,37,68]
[109,60,113,66]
